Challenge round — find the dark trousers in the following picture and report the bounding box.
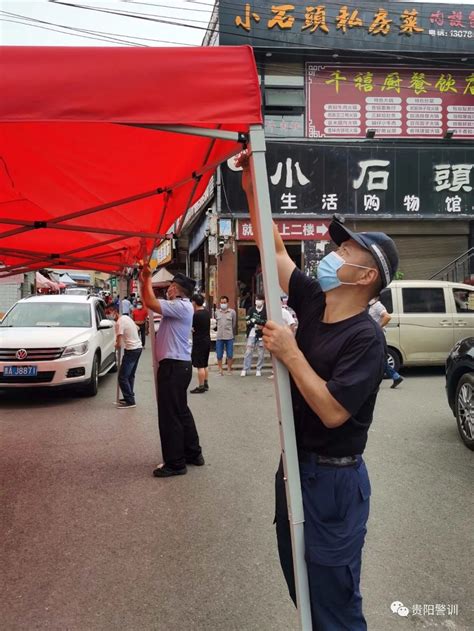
[137,323,146,348]
[275,456,370,630]
[157,359,202,469]
[118,348,142,404]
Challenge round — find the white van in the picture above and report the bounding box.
[379,280,474,371]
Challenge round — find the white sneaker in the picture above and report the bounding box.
[240,370,246,377]
[256,370,262,377]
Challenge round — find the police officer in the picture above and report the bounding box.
[237,152,399,630]
[139,268,204,478]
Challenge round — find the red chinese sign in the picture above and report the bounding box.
[307,65,474,139]
[237,219,330,241]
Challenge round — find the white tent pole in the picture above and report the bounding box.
[248,125,312,631]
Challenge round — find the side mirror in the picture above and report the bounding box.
[98,319,114,330]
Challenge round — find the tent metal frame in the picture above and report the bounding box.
[247,125,312,630]
[0,142,240,274]
[1,118,312,629]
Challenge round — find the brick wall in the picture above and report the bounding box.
[0,284,21,317]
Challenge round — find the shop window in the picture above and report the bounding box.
[265,114,304,138]
[402,288,446,314]
[453,288,474,313]
[265,61,304,87]
[265,88,305,109]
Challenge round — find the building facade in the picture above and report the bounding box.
[192,1,473,311]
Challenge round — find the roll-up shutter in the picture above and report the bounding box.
[392,234,468,279]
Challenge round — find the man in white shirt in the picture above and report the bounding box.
[369,298,403,389]
[109,305,143,408]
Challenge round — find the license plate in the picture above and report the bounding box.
[3,365,38,377]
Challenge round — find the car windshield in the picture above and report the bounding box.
[0,303,92,328]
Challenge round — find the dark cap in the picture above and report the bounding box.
[329,220,399,288]
[171,273,196,295]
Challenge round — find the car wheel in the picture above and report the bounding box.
[82,353,99,397]
[454,373,474,451]
[386,347,401,373]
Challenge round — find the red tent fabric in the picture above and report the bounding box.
[0,46,261,276]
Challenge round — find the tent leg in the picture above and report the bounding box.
[115,347,123,405]
[248,125,312,631]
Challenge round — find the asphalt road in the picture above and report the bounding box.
[1,347,473,631]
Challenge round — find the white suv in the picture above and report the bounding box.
[0,295,116,396]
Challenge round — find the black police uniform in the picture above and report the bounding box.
[275,268,386,630]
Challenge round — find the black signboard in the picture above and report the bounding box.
[219,1,474,53]
[222,141,473,218]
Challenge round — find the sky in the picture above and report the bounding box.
[0,0,216,47]
[0,0,471,47]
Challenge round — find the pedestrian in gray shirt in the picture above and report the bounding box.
[215,295,236,376]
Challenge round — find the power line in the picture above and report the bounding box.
[119,0,216,13]
[0,9,147,46]
[49,0,473,61]
[0,8,196,46]
[0,17,140,46]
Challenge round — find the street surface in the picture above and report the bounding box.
[1,347,473,630]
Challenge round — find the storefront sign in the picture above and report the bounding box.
[153,240,173,266]
[237,219,329,240]
[189,215,209,255]
[219,2,474,52]
[307,65,474,139]
[223,141,473,217]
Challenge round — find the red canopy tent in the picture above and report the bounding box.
[0,46,261,276]
[0,45,312,628]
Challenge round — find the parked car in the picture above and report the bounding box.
[446,337,474,451]
[379,280,474,371]
[0,295,116,396]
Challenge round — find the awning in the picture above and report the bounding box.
[69,273,91,283]
[0,46,261,278]
[59,273,76,285]
[151,267,174,287]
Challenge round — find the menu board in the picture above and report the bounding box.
[307,65,474,139]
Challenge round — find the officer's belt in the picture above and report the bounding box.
[299,452,359,467]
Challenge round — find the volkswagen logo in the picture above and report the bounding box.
[16,349,28,361]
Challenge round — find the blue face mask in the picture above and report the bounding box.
[317,251,373,293]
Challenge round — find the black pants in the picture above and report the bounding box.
[137,323,146,347]
[157,359,202,469]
